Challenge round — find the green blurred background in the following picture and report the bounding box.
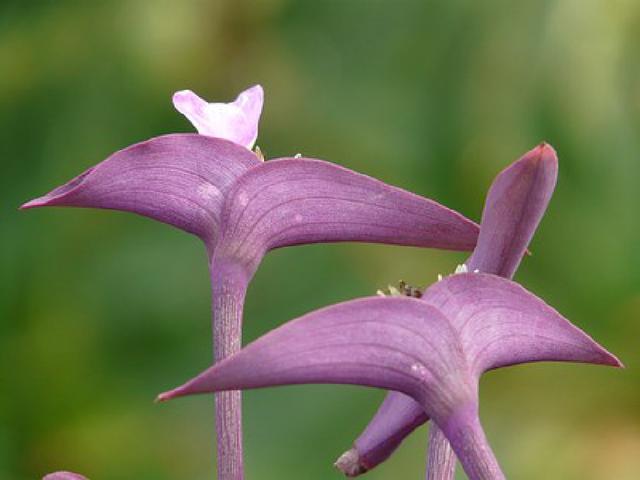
[1,1,639,479]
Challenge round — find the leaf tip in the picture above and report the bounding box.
[514,141,557,175]
[602,350,624,369]
[532,141,558,168]
[334,448,368,477]
[579,335,624,369]
[155,386,184,403]
[19,198,45,210]
[20,168,94,211]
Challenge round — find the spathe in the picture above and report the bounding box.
[340,142,560,476]
[22,133,478,270]
[158,273,620,480]
[22,88,478,480]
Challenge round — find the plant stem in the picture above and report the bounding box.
[210,257,250,480]
[426,424,456,480]
[439,404,505,480]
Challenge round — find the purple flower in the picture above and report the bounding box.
[338,143,562,477]
[172,86,263,150]
[21,86,479,480]
[42,472,87,480]
[157,273,620,480]
[156,144,622,480]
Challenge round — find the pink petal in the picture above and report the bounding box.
[43,473,88,480]
[173,85,263,150]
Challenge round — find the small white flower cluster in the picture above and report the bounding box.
[377,265,481,296]
[437,263,479,282]
[377,285,401,297]
[454,264,469,274]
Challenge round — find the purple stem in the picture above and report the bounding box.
[210,257,251,480]
[426,425,456,480]
[439,403,505,480]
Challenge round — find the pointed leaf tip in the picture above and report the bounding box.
[335,448,368,477]
[350,390,428,471]
[537,140,555,154]
[20,168,96,210]
[156,387,182,403]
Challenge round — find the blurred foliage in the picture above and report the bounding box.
[1,1,639,479]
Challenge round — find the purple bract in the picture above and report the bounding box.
[22,86,479,480]
[155,143,622,480]
[340,142,561,477]
[158,272,620,480]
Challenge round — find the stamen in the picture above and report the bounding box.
[454,264,468,274]
[376,281,424,298]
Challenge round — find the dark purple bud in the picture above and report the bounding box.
[467,142,558,276]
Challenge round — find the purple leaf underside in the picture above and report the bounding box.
[23,134,479,267]
[349,142,560,474]
[158,273,620,480]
